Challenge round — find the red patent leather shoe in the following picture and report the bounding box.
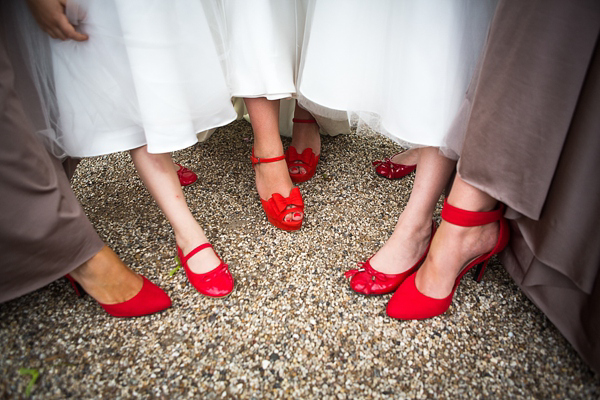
[386,200,510,320]
[252,148,304,231]
[176,243,234,298]
[66,274,171,317]
[285,118,320,183]
[372,153,416,180]
[345,222,436,295]
[176,163,198,187]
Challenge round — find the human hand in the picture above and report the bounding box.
[25,0,88,41]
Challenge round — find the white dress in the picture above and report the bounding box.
[298,0,498,156]
[12,0,236,157]
[215,0,305,100]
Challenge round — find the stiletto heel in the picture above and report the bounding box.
[386,199,510,320]
[65,274,82,297]
[65,274,171,318]
[176,243,234,298]
[372,152,416,180]
[252,148,304,231]
[344,221,436,295]
[285,118,320,183]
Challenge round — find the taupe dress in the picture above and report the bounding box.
[455,0,600,373]
[0,31,104,303]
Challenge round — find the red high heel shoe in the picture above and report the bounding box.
[344,222,436,295]
[372,152,416,180]
[65,274,171,318]
[176,163,198,187]
[176,243,234,298]
[252,149,304,231]
[285,118,320,183]
[386,200,510,320]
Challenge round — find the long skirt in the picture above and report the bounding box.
[454,0,600,373]
[0,30,103,303]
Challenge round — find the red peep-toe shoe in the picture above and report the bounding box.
[65,274,171,318]
[176,163,198,187]
[285,118,320,183]
[176,243,234,298]
[386,200,510,320]
[252,149,304,231]
[345,222,436,295]
[372,152,416,180]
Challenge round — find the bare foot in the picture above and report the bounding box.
[254,157,303,223]
[369,213,433,275]
[415,219,499,299]
[289,121,321,175]
[390,149,418,166]
[69,246,143,305]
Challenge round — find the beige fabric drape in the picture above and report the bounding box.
[0,29,103,303]
[455,0,600,373]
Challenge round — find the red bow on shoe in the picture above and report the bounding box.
[345,261,390,283]
[270,189,304,214]
[288,147,316,166]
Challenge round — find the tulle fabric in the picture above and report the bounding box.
[7,0,236,158]
[297,0,498,158]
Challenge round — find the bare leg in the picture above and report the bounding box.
[245,97,302,222]
[69,245,143,304]
[289,102,321,175]
[370,147,455,274]
[415,173,499,298]
[130,146,220,274]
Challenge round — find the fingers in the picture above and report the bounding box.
[58,18,88,41]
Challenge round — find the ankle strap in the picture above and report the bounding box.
[441,199,504,227]
[292,118,317,124]
[183,243,213,262]
[251,148,285,165]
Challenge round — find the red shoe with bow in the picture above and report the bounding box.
[176,243,234,298]
[285,118,320,183]
[372,152,416,180]
[176,163,198,187]
[345,222,436,295]
[252,149,304,231]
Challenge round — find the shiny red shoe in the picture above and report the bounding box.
[176,243,234,298]
[372,152,416,180]
[65,274,171,318]
[176,163,198,187]
[252,149,304,231]
[345,222,436,295]
[285,118,320,183]
[386,200,510,320]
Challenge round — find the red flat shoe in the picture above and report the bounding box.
[66,274,171,318]
[176,163,198,187]
[252,149,304,231]
[285,118,320,183]
[372,152,416,180]
[176,243,234,298]
[386,200,510,320]
[345,222,436,295]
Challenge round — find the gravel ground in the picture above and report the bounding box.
[1,120,599,399]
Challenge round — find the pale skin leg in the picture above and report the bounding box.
[69,245,143,305]
[289,102,321,175]
[370,147,455,274]
[245,97,302,222]
[415,174,499,298]
[130,146,220,273]
[388,149,419,166]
